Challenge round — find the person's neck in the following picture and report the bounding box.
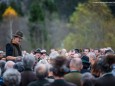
[12,41,18,45]
[70,67,80,72]
[54,76,64,80]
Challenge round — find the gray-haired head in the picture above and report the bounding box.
[87,52,97,65]
[4,61,15,70]
[3,68,21,86]
[23,54,35,70]
[87,52,97,60]
[81,73,95,81]
[49,51,59,59]
[34,64,48,79]
[105,49,114,55]
[81,73,95,86]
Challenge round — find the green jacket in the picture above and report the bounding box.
[64,71,81,86]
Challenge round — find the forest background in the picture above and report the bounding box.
[0,0,115,52]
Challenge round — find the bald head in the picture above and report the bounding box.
[69,58,83,71]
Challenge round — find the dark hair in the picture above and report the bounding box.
[105,54,115,65]
[52,65,69,77]
[91,61,101,77]
[83,48,90,52]
[13,62,24,72]
[82,62,90,69]
[97,58,112,73]
[0,60,6,75]
[74,49,82,53]
[53,56,67,67]
[94,48,100,52]
[52,56,69,77]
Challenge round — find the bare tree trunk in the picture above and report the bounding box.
[9,18,13,39]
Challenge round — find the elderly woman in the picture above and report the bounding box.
[87,52,97,66]
[3,68,21,86]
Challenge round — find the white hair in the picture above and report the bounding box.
[4,61,15,70]
[49,51,59,59]
[3,68,21,86]
[87,52,97,60]
[23,54,35,70]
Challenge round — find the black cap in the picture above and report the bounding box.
[34,48,41,54]
[81,56,90,64]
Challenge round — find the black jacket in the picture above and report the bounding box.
[28,79,49,86]
[20,70,37,86]
[95,73,115,86]
[6,43,22,57]
[45,79,77,86]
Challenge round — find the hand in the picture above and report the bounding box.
[15,56,22,61]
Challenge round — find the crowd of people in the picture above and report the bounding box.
[0,47,115,86]
[0,31,115,86]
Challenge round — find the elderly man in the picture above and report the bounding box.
[64,58,83,86]
[20,54,37,86]
[3,68,21,86]
[4,61,15,70]
[28,64,50,86]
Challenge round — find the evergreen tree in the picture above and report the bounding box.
[28,0,56,49]
[0,2,7,21]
